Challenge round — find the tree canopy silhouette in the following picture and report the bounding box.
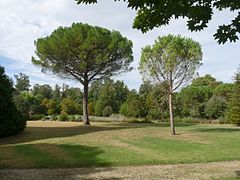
[32,23,133,125]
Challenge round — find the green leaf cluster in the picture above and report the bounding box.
[76,0,240,44]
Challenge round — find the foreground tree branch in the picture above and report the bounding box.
[76,0,240,44]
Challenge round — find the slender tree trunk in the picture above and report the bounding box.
[168,82,176,135]
[83,82,90,125]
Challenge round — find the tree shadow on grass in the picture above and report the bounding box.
[0,122,197,145]
[0,143,125,179]
[0,123,143,145]
[193,127,240,133]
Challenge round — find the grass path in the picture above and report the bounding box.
[0,161,239,179]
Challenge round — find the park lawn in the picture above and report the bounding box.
[0,121,240,169]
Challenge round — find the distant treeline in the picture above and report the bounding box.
[12,72,238,123]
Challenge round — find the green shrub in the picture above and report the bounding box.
[147,109,161,120]
[60,98,79,115]
[58,112,69,121]
[120,103,128,116]
[68,115,78,122]
[50,115,58,121]
[119,90,143,118]
[218,117,230,124]
[205,96,227,119]
[74,115,82,121]
[102,106,113,117]
[29,114,45,120]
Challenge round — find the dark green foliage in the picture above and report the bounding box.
[227,68,240,126]
[0,66,26,137]
[13,93,31,116]
[13,92,35,117]
[61,98,81,115]
[32,84,53,100]
[63,86,83,104]
[119,103,128,117]
[58,112,69,121]
[76,0,240,44]
[52,84,61,101]
[213,83,234,101]
[139,81,153,97]
[94,79,117,116]
[14,73,31,92]
[205,96,227,119]
[120,90,144,117]
[173,92,183,118]
[89,81,102,102]
[94,79,129,116]
[30,104,46,115]
[3,68,236,125]
[138,81,153,118]
[42,99,60,115]
[192,74,222,89]
[177,75,231,120]
[146,84,168,120]
[114,80,129,112]
[13,91,47,118]
[102,106,113,117]
[179,86,213,118]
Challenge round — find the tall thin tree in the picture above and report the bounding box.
[139,34,202,135]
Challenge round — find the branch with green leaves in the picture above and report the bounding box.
[76,0,240,44]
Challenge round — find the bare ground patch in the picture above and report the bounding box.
[0,161,239,180]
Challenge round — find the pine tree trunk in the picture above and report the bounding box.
[83,82,90,125]
[168,83,176,135]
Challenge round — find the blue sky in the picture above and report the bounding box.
[0,0,239,90]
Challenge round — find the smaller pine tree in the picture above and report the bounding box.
[227,67,240,126]
[0,66,26,137]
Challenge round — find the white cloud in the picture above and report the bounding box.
[0,0,239,90]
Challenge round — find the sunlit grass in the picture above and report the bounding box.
[0,121,240,168]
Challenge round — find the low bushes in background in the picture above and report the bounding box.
[29,114,45,120]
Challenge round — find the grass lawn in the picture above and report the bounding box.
[0,121,240,169]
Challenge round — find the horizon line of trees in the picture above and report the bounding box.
[11,71,239,125]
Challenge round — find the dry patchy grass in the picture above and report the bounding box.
[0,121,240,169]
